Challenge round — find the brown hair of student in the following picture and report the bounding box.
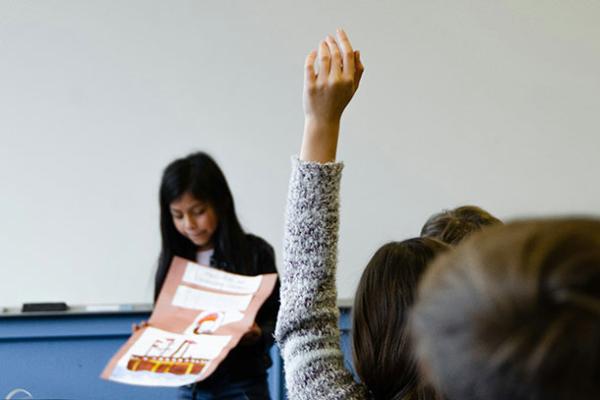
[411,218,600,400]
[353,238,449,400]
[420,205,501,245]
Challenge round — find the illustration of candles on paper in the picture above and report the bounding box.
[126,338,209,375]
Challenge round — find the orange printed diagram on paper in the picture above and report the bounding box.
[126,338,209,375]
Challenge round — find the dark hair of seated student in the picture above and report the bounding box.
[352,237,449,400]
[411,218,600,400]
[420,205,502,245]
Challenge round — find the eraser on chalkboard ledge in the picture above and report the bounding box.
[21,302,69,312]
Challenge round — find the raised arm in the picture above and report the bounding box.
[275,29,366,400]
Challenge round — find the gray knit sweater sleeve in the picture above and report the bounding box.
[275,157,369,400]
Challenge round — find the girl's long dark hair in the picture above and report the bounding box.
[154,152,250,300]
[352,238,449,400]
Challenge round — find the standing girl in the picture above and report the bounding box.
[156,151,279,400]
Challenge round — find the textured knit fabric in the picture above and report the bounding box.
[275,157,369,400]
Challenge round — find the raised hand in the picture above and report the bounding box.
[300,29,364,163]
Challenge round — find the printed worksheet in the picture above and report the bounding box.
[101,256,277,387]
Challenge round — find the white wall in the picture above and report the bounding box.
[1,0,599,307]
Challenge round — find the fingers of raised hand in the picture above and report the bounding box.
[305,50,317,85]
[325,35,342,78]
[317,40,331,84]
[336,29,355,80]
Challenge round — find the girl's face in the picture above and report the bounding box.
[169,192,218,251]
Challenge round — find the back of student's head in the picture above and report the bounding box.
[352,238,449,400]
[421,205,501,245]
[411,218,600,400]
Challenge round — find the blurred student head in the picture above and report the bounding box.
[421,205,501,245]
[411,218,600,400]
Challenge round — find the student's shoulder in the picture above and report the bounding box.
[245,233,274,255]
[245,234,276,273]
